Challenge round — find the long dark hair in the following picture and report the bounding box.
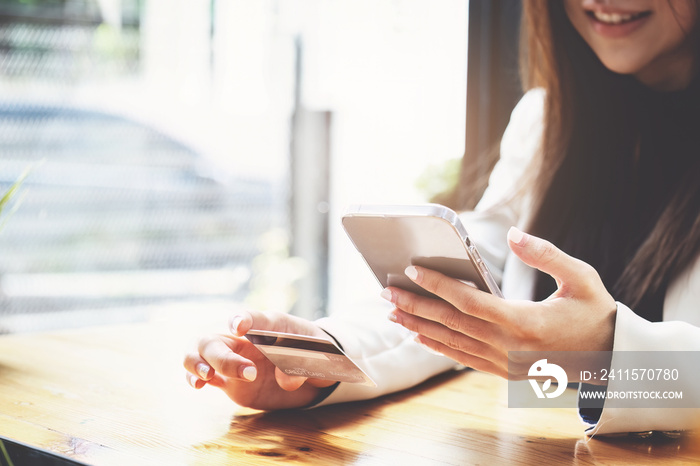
[521,1,700,319]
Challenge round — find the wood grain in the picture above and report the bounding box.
[0,302,698,465]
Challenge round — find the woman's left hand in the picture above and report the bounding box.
[381,227,617,381]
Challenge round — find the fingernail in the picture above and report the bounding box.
[507,226,526,246]
[241,365,257,382]
[405,266,419,281]
[380,288,393,303]
[230,316,243,334]
[196,363,210,380]
[187,373,199,388]
[387,311,398,323]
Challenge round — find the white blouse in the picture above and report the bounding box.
[316,89,700,435]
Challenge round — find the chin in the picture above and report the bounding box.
[597,57,646,76]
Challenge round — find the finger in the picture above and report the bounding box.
[230,310,281,336]
[185,372,207,389]
[382,286,454,322]
[272,367,337,391]
[198,335,258,382]
[507,227,595,292]
[201,373,228,388]
[402,266,508,324]
[274,368,309,391]
[183,352,214,381]
[414,334,508,378]
[384,288,499,345]
[391,307,501,360]
[229,312,249,336]
[229,310,261,336]
[229,309,328,340]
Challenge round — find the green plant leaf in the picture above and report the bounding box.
[0,161,40,230]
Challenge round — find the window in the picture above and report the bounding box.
[0,0,469,332]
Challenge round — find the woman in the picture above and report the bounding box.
[184,0,700,435]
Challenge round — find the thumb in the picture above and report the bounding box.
[274,368,308,391]
[507,226,586,289]
[274,368,338,391]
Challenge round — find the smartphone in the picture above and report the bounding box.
[245,329,376,386]
[342,203,504,298]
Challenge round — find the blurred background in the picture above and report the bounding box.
[0,0,520,333]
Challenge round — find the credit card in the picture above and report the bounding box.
[245,330,376,387]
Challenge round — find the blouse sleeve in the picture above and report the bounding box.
[582,254,700,435]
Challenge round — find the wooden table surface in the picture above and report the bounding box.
[0,302,698,465]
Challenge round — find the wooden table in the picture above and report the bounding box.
[0,302,698,465]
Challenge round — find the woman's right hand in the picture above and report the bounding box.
[183,310,338,410]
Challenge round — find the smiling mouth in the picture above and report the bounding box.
[586,10,652,25]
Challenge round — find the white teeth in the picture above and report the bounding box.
[593,11,637,24]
